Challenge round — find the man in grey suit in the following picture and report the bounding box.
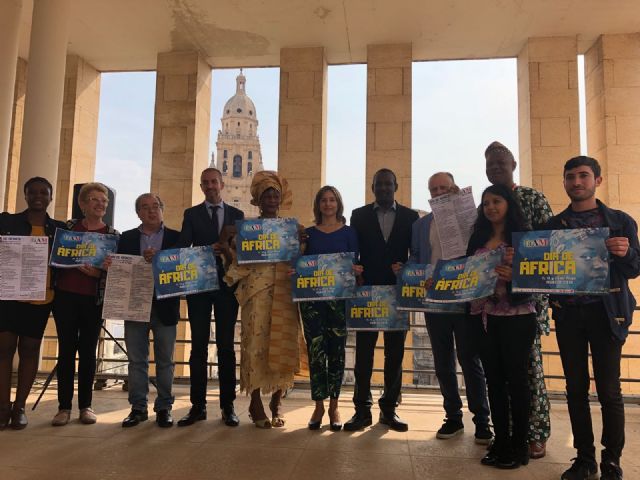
[175,168,244,427]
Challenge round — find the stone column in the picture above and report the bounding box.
[517,37,580,213]
[150,51,212,230]
[366,44,412,206]
[54,55,101,219]
[4,58,27,212]
[16,0,71,212]
[0,0,23,209]
[278,47,327,224]
[585,34,640,219]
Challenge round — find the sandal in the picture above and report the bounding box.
[269,395,285,428]
[248,403,272,429]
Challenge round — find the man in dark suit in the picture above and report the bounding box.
[176,167,244,427]
[345,168,419,432]
[114,193,180,428]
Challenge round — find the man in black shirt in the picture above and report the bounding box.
[546,156,640,480]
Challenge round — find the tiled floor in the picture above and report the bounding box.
[0,384,639,479]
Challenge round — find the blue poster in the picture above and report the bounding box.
[49,228,118,268]
[396,264,465,313]
[512,228,610,295]
[428,249,503,303]
[346,286,409,331]
[292,252,356,302]
[152,246,219,299]
[235,218,300,264]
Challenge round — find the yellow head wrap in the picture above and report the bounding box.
[250,170,293,210]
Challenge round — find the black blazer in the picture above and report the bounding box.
[350,203,419,286]
[117,226,181,326]
[176,202,245,284]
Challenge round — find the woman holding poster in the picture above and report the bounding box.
[0,177,65,429]
[300,186,362,431]
[51,183,118,427]
[466,184,536,470]
[222,171,302,428]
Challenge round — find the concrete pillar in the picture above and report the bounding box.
[278,47,327,224]
[4,58,27,212]
[0,0,23,210]
[585,33,640,219]
[517,37,580,213]
[54,55,101,220]
[150,51,212,231]
[366,44,412,206]
[16,0,71,212]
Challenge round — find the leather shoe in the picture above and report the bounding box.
[343,411,372,431]
[156,410,173,428]
[122,409,148,428]
[379,411,408,432]
[529,441,546,459]
[177,406,207,427]
[10,405,28,430]
[221,405,239,427]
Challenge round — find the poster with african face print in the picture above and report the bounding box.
[152,246,219,299]
[427,249,503,303]
[396,263,465,313]
[512,228,610,295]
[346,286,409,331]
[292,252,357,301]
[235,218,300,264]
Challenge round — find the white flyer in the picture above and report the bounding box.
[0,235,49,301]
[428,186,478,260]
[103,254,154,322]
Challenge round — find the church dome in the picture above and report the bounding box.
[222,71,257,120]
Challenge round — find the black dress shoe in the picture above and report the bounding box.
[177,406,207,427]
[156,410,173,428]
[10,405,28,430]
[481,450,498,467]
[221,405,239,427]
[343,411,373,431]
[122,408,148,428]
[378,411,408,432]
[308,420,321,430]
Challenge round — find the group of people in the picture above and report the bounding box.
[0,141,636,480]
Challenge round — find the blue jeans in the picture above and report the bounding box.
[425,312,490,426]
[124,308,176,412]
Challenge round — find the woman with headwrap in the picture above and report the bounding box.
[220,171,302,428]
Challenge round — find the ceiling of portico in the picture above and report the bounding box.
[16,0,640,71]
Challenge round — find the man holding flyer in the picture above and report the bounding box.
[176,168,244,427]
[108,194,180,428]
[344,168,418,432]
[546,156,640,480]
[404,172,491,443]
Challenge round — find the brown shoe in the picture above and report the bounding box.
[529,441,546,459]
[51,409,71,426]
[79,407,97,424]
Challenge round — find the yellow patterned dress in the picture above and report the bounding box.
[224,260,302,394]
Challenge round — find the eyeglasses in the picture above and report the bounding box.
[88,197,109,205]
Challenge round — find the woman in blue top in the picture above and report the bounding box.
[301,186,362,431]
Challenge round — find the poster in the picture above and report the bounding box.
[428,186,477,260]
[428,249,503,303]
[346,285,409,331]
[512,228,610,295]
[235,218,300,264]
[103,254,154,322]
[49,228,118,268]
[152,246,219,299]
[0,235,49,301]
[292,252,356,302]
[396,263,465,313]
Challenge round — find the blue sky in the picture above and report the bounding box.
[95,58,586,231]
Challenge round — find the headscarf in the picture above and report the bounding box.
[249,170,293,210]
[484,141,514,160]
